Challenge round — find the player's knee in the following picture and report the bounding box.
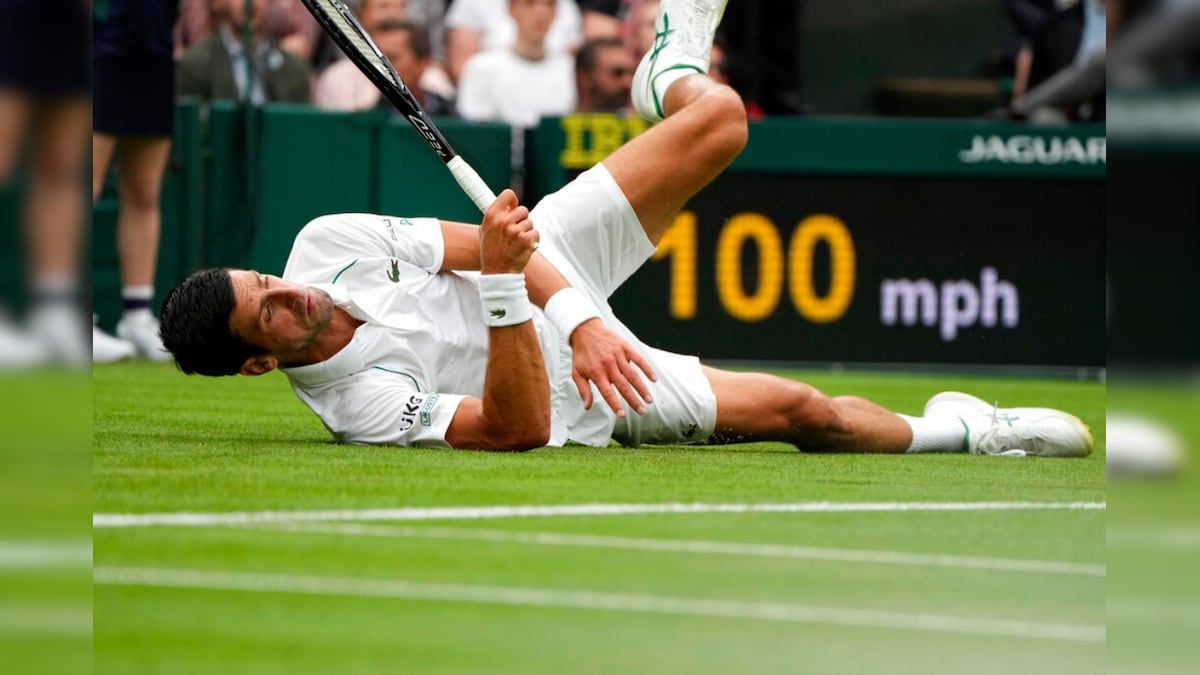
[699,86,748,161]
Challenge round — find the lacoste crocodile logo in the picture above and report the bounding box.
[490,309,507,319]
[387,259,400,282]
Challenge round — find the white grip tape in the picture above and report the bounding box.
[544,287,602,342]
[479,273,532,327]
[447,155,497,213]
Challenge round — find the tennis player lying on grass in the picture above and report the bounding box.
[158,0,1092,457]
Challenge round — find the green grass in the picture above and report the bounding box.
[94,362,1106,675]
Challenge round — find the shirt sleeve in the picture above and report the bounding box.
[284,214,446,280]
[315,373,468,448]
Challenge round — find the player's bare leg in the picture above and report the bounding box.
[703,367,1093,456]
[702,367,914,453]
[603,0,744,243]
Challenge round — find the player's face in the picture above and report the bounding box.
[227,270,336,362]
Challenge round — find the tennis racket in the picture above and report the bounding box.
[299,0,497,212]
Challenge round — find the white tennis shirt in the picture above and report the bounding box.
[279,213,610,448]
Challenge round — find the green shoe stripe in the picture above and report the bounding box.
[957,417,970,453]
[650,64,706,118]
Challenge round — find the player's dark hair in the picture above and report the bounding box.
[159,268,267,377]
[575,37,626,74]
[375,19,431,60]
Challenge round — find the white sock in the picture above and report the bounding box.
[31,275,78,307]
[652,67,703,111]
[122,285,155,321]
[900,414,968,453]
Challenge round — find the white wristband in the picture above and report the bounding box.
[544,287,602,341]
[479,273,532,327]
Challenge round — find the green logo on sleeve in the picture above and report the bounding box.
[387,259,400,282]
[490,309,506,319]
[420,394,439,426]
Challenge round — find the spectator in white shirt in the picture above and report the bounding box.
[456,0,575,128]
[444,0,581,83]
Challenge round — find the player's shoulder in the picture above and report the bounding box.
[295,213,441,244]
[297,212,375,236]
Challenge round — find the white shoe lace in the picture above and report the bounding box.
[978,400,1028,457]
[656,1,722,64]
[680,0,722,62]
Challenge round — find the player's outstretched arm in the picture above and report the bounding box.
[441,222,657,417]
[444,191,551,451]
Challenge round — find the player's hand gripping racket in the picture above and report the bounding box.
[300,0,497,212]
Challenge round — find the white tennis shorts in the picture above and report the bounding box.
[531,164,717,446]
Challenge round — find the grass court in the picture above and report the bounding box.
[94,362,1105,674]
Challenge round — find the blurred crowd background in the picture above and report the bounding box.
[0,1,1197,673]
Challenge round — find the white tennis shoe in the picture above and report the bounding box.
[923,391,1094,458]
[631,0,728,121]
[93,325,136,364]
[117,311,171,362]
[0,312,49,368]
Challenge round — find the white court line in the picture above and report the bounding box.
[1108,600,1200,627]
[94,501,1106,528]
[255,523,1105,577]
[0,606,92,635]
[1107,526,1200,550]
[93,566,1105,643]
[0,541,92,569]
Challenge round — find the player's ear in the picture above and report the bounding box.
[240,355,278,377]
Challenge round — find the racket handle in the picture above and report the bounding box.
[447,156,497,213]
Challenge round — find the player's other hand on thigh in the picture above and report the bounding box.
[480,189,539,274]
[569,319,657,418]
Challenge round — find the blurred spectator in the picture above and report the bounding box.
[1075,0,1107,63]
[305,0,412,71]
[176,0,312,104]
[92,0,181,364]
[578,0,657,56]
[1001,0,1058,100]
[314,0,411,111]
[574,36,635,113]
[178,0,321,61]
[404,0,449,64]
[456,0,575,127]
[315,20,451,115]
[0,0,91,367]
[354,0,411,30]
[445,0,581,84]
[625,0,659,57]
[1002,0,1192,120]
[580,0,624,40]
[1004,0,1085,102]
